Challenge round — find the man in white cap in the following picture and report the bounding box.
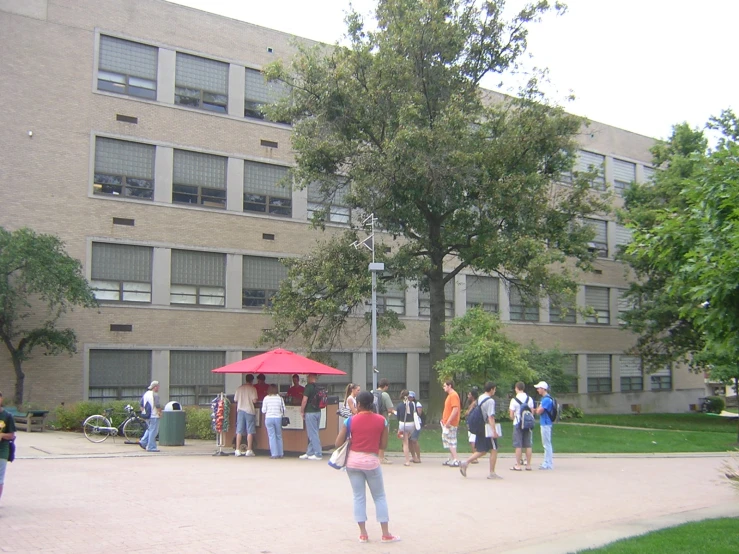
[534,381,554,470]
[141,381,162,452]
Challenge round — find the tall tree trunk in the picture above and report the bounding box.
[12,353,24,407]
[426,262,447,420]
[735,376,739,445]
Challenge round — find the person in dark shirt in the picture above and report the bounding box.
[0,390,17,503]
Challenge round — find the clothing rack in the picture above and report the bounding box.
[212,392,231,456]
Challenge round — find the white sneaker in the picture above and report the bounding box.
[234,450,242,457]
[245,450,255,457]
[299,453,310,459]
[307,455,322,461]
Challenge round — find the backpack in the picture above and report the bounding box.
[515,396,535,430]
[310,385,328,410]
[372,390,387,415]
[545,396,559,423]
[466,396,491,436]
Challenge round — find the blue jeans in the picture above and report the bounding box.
[540,424,553,468]
[346,466,389,523]
[265,418,284,457]
[305,411,322,457]
[146,418,160,451]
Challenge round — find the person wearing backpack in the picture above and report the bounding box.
[371,379,396,464]
[459,382,501,480]
[300,373,324,460]
[0,390,17,503]
[534,381,555,470]
[508,381,534,471]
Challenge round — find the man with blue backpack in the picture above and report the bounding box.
[459,382,501,480]
[508,381,534,471]
[534,381,555,470]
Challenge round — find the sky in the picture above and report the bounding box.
[168,0,736,141]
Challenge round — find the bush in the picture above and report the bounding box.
[705,396,726,414]
[184,406,216,440]
[54,400,139,431]
[560,405,584,420]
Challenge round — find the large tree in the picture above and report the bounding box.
[262,0,607,414]
[0,227,97,406]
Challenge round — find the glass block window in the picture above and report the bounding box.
[244,161,292,216]
[175,53,228,113]
[89,349,151,402]
[562,355,579,393]
[651,366,672,391]
[173,150,227,209]
[98,35,157,99]
[244,68,288,121]
[419,276,454,318]
[465,275,499,314]
[94,137,155,199]
[169,351,226,406]
[91,242,152,303]
[419,353,430,400]
[585,286,610,325]
[576,150,606,191]
[171,250,226,306]
[369,278,406,315]
[586,218,608,258]
[367,353,406,399]
[620,356,643,392]
[613,158,636,196]
[509,283,539,322]
[242,256,288,308]
[587,354,611,393]
[307,180,350,224]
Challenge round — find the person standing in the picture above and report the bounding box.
[334,391,400,544]
[509,381,534,471]
[534,381,554,470]
[261,384,285,458]
[300,373,323,460]
[394,390,416,466]
[459,382,501,479]
[138,385,151,449]
[287,373,304,406]
[0,391,17,503]
[234,374,258,457]
[142,381,162,452]
[255,373,269,401]
[440,380,462,467]
[343,383,361,415]
[407,391,423,463]
[464,388,480,462]
[372,378,396,464]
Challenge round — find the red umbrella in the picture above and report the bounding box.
[211,348,347,376]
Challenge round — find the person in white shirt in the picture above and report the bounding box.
[508,381,535,471]
[261,384,286,458]
[234,374,258,457]
[459,382,501,480]
[141,381,162,452]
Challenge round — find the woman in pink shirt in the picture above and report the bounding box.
[334,391,399,544]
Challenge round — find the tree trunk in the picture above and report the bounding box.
[735,377,739,445]
[12,353,24,407]
[426,263,448,421]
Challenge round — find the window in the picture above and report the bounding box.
[575,150,606,191]
[585,286,610,325]
[562,355,579,393]
[243,161,292,216]
[372,278,406,315]
[419,276,454,318]
[242,256,288,308]
[98,36,157,99]
[88,349,151,402]
[94,137,155,199]
[244,68,287,121]
[617,289,632,325]
[169,351,225,406]
[586,218,608,257]
[643,166,656,183]
[91,243,152,303]
[465,275,499,314]
[613,158,636,196]
[307,180,350,224]
[419,353,430,400]
[587,354,611,393]
[651,367,672,391]
[614,223,632,255]
[620,356,643,392]
[367,353,406,399]
[173,150,227,209]
[175,53,228,113]
[549,296,576,323]
[509,283,539,322]
[317,352,352,395]
[170,250,226,306]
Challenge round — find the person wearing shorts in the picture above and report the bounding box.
[395,390,418,466]
[0,390,17,503]
[408,391,422,463]
[234,374,258,457]
[459,382,501,480]
[509,381,534,471]
[440,380,461,467]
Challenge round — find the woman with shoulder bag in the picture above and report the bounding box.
[340,383,360,419]
[260,385,285,458]
[395,390,416,467]
[334,391,399,544]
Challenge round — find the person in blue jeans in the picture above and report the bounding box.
[261,385,285,458]
[142,381,162,452]
[334,391,399,544]
[300,374,323,460]
[534,381,554,469]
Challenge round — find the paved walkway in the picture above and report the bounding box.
[1,432,737,553]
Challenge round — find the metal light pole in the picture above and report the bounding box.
[353,214,384,392]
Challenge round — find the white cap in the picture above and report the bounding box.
[148,380,159,390]
[534,381,549,390]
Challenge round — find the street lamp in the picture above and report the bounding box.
[352,214,384,392]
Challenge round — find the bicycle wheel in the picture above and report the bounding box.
[83,415,112,443]
[123,417,148,442]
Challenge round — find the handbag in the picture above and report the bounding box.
[8,440,16,463]
[328,417,351,470]
[281,399,290,427]
[413,408,422,431]
[338,401,352,419]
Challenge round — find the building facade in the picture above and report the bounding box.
[0,0,704,412]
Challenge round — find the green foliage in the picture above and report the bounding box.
[184,406,216,440]
[705,396,726,414]
[0,227,98,406]
[53,400,135,431]
[522,343,574,394]
[560,405,584,420]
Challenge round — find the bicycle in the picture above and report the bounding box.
[82,404,148,443]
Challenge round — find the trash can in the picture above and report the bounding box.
[159,402,185,446]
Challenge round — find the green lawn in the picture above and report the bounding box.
[577,518,739,553]
[576,413,738,433]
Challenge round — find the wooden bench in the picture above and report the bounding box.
[4,407,49,432]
